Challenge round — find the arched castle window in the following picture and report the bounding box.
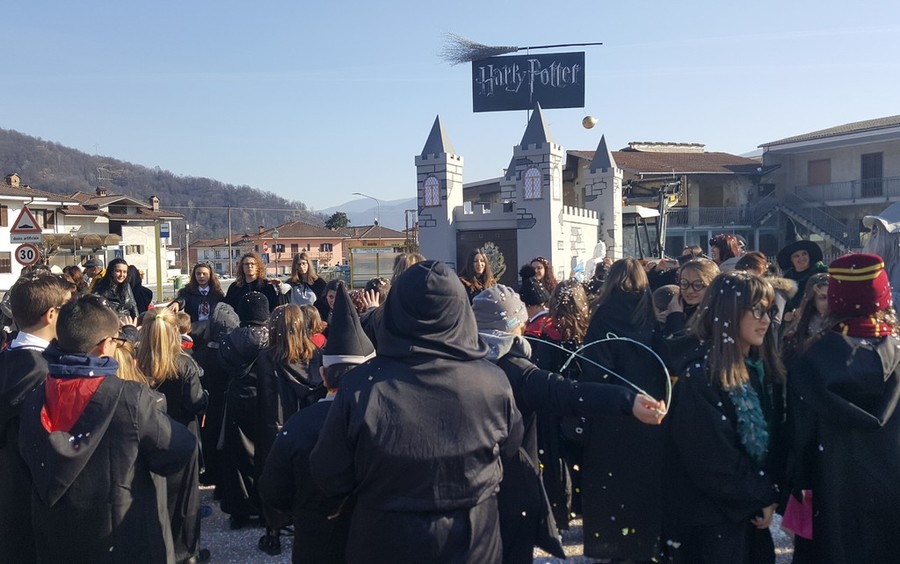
[423,176,440,207]
[524,167,542,200]
[551,166,561,200]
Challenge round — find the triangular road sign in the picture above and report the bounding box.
[10,206,43,234]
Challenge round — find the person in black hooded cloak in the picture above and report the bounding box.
[309,260,524,563]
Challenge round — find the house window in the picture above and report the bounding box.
[524,167,542,200]
[320,243,333,252]
[291,243,299,255]
[0,205,7,226]
[215,262,223,273]
[109,205,128,215]
[32,209,55,229]
[0,252,10,274]
[807,159,831,185]
[861,153,884,197]
[424,176,440,207]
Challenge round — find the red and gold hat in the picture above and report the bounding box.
[828,253,892,317]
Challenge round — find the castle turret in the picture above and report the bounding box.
[583,135,624,259]
[415,115,463,265]
[503,104,566,278]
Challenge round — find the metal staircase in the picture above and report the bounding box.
[752,193,858,252]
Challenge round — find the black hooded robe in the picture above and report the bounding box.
[217,324,268,520]
[580,291,667,561]
[309,260,524,563]
[259,398,351,564]
[156,354,209,562]
[18,357,196,563]
[789,332,900,562]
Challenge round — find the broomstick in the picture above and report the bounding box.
[440,33,603,65]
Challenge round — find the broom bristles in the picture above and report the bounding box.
[440,33,519,65]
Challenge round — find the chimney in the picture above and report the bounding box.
[258,225,265,234]
[96,186,108,197]
[149,195,160,211]
[6,173,20,187]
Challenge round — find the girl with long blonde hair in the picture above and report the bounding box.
[135,307,209,563]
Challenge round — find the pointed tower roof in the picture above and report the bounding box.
[420,115,456,158]
[519,103,555,148]
[589,135,617,173]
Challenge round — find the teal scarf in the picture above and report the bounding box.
[727,358,769,466]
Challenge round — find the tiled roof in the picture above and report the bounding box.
[106,208,182,221]
[760,115,900,147]
[338,224,406,239]
[259,221,339,239]
[66,191,181,220]
[0,184,79,202]
[568,150,763,175]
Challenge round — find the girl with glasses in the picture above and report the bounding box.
[664,271,785,563]
[663,258,719,338]
[224,252,279,312]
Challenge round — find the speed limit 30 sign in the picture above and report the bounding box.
[15,243,39,266]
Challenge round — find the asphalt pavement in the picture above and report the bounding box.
[196,487,793,562]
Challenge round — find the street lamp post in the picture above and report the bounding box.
[70,227,79,266]
[272,227,280,277]
[185,224,192,273]
[352,191,382,276]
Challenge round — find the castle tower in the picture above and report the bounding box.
[415,115,463,265]
[582,135,624,259]
[502,104,566,278]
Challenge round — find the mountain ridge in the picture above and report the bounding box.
[0,127,325,242]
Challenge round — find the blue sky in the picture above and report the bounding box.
[3,1,898,212]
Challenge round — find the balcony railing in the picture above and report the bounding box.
[667,207,746,227]
[794,176,900,203]
[666,194,779,227]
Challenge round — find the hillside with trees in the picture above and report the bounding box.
[0,127,325,242]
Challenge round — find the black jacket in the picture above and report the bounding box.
[176,286,224,324]
[664,345,780,563]
[18,353,196,563]
[224,278,279,312]
[93,281,139,318]
[0,344,50,563]
[259,398,350,564]
[581,291,667,561]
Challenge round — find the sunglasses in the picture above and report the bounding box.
[749,303,779,321]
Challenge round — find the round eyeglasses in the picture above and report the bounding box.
[678,280,708,292]
[749,303,779,320]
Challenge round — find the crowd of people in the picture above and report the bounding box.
[0,232,898,563]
